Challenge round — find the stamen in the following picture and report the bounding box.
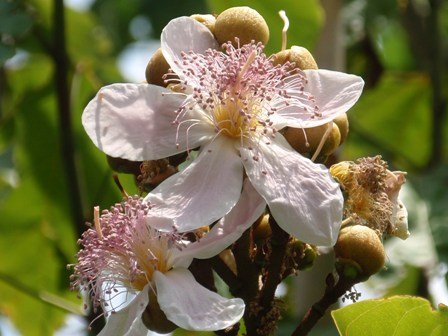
[311,122,333,162]
[236,50,257,85]
[279,10,289,51]
[93,206,103,240]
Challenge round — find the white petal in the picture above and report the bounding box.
[391,199,410,240]
[82,83,214,161]
[145,137,243,232]
[154,269,244,331]
[275,69,364,129]
[170,179,266,268]
[99,285,150,336]
[161,17,219,82]
[241,135,343,246]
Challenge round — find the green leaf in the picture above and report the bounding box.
[0,7,33,37]
[332,296,448,336]
[343,72,431,168]
[207,0,324,54]
[0,43,15,65]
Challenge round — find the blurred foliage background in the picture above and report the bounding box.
[0,0,447,335]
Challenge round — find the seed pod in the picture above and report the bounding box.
[284,122,341,156]
[214,6,269,47]
[191,14,216,35]
[145,48,170,87]
[273,46,318,70]
[334,225,385,277]
[333,113,349,145]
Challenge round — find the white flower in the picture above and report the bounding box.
[71,183,265,335]
[82,17,364,246]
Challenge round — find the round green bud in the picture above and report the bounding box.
[145,48,170,87]
[214,6,269,47]
[334,225,385,277]
[333,113,349,145]
[284,122,341,156]
[191,14,216,35]
[273,46,318,70]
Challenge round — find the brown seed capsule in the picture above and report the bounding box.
[284,122,341,156]
[273,46,318,70]
[214,6,269,47]
[333,113,349,145]
[145,48,170,87]
[191,14,216,35]
[334,225,385,276]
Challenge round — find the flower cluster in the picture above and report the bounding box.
[72,6,374,335]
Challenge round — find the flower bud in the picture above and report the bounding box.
[286,239,317,271]
[253,213,271,244]
[145,48,171,87]
[191,14,216,35]
[333,113,349,145]
[219,249,237,275]
[214,6,269,47]
[272,46,318,70]
[334,225,385,277]
[142,289,177,333]
[283,122,341,156]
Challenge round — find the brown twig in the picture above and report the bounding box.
[260,216,290,307]
[52,1,103,333]
[292,274,357,336]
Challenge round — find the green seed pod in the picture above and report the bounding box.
[214,6,269,47]
[334,225,385,277]
[145,48,170,87]
[284,122,341,156]
[191,14,216,35]
[273,46,318,70]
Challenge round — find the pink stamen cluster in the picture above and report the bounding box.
[171,40,320,143]
[70,196,182,313]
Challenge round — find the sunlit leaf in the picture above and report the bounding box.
[343,72,431,168]
[332,296,448,336]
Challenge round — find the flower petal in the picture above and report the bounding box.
[170,179,266,268]
[99,285,150,336]
[241,135,343,246]
[145,136,243,232]
[82,83,214,161]
[391,199,409,240]
[161,17,219,82]
[154,269,244,331]
[275,69,364,129]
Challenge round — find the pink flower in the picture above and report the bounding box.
[82,17,364,246]
[71,181,265,335]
